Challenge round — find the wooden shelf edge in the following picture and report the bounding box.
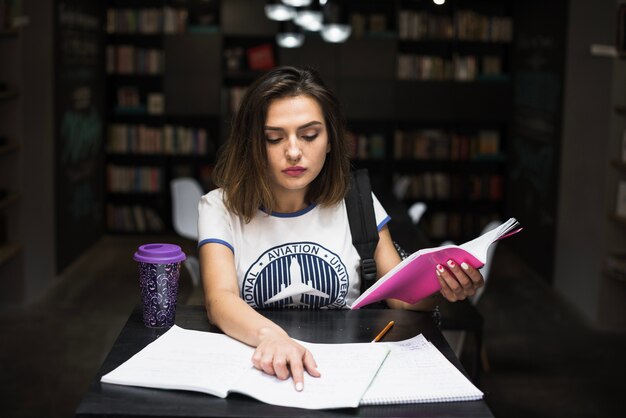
[0,243,22,267]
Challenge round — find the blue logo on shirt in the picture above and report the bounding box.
[242,242,348,309]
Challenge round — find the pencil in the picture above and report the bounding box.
[371,320,394,343]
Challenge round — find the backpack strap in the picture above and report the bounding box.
[345,169,379,294]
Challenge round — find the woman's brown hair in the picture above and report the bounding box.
[212,66,351,222]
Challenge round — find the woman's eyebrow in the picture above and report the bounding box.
[264,121,323,131]
[297,121,323,130]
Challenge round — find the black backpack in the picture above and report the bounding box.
[344,169,380,295]
[345,169,411,293]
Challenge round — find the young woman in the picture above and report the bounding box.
[198,66,484,391]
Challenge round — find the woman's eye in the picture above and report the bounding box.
[265,136,282,144]
[302,133,318,141]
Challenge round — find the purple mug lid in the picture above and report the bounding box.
[133,243,186,264]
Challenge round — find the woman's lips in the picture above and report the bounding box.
[282,166,306,177]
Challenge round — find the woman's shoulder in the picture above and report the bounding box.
[199,188,226,208]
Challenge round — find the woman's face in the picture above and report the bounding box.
[264,94,330,203]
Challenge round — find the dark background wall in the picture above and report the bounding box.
[555,0,626,330]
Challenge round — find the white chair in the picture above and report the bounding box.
[171,177,204,287]
[407,202,427,225]
[442,220,502,364]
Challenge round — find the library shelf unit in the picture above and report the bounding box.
[105,1,220,233]
[337,0,514,243]
[102,0,514,242]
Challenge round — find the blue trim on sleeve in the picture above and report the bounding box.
[198,238,234,253]
[377,215,391,231]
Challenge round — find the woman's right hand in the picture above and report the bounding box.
[251,327,321,391]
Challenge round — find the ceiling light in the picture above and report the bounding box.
[295,10,323,31]
[320,23,351,43]
[320,1,351,42]
[277,20,305,48]
[277,32,305,48]
[433,0,446,5]
[265,2,296,21]
[282,0,313,7]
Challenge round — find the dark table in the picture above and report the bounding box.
[75,305,493,417]
[439,299,485,382]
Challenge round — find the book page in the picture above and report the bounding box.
[100,325,254,398]
[230,340,390,409]
[101,325,391,409]
[361,334,483,405]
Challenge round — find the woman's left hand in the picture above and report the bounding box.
[435,260,484,302]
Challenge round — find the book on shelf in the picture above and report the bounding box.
[106,45,163,75]
[394,129,501,161]
[100,325,483,409]
[106,165,162,193]
[351,218,522,309]
[106,8,188,34]
[246,43,275,71]
[107,124,209,155]
[146,93,164,115]
[106,204,165,233]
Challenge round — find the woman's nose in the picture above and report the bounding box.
[285,136,302,161]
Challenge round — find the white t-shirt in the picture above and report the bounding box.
[198,189,390,309]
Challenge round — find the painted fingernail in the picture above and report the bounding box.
[447,260,455,268]
[295,382,303,391]
[436,264,445,272]
[461,262,469,270]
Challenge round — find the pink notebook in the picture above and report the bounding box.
[350,218,522,309]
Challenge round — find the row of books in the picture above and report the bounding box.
[106,8,188,34]
[422,211,502,241]
[397,54,504,81]
[394,129,501,161]
[224,43,276,73]
[107,165,162,193]
[398,10,513,42]
[395,172,504,201]
[349,12,390,37]
[107,124,211,156]
[115,87,164,115]
[106,45,164,75]
[347,131,387,160]
[106,204,165,233]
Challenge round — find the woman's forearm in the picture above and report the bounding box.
[205,290,288,347]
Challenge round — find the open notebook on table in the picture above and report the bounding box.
[100,325,483,409]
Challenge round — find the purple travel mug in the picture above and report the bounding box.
[133,243,186,328]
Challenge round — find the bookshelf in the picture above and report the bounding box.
[102,0,513,242]
[104,1,221,233]
[344,0,513,242]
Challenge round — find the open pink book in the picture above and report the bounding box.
[350,218,522,310]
